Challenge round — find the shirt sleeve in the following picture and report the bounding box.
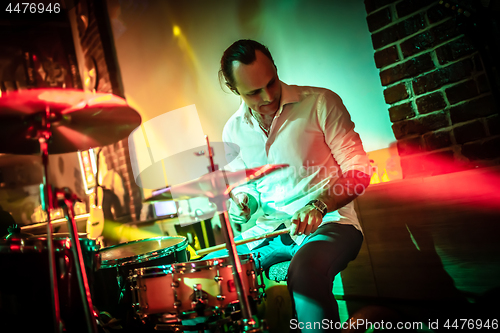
[318,91,372,177]
[222,121,262,208]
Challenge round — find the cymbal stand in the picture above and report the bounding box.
[32,107,97,333]
[202,136,258,331]
[55,188,98,333]
[37,106,62,333]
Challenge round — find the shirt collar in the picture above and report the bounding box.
[239,80,300,121]
[279,81,300,106]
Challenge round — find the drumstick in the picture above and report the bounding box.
[196,227,291,256]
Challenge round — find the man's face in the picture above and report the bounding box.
[231,50,282,115]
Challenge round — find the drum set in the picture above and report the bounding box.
[0,89,286,333]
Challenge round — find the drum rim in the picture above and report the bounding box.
[134,253,255,277]
[0,236,98,252]
[99,236,188,269]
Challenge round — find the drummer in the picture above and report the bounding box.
[212,39,372,331]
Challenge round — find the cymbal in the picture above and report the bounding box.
[0,89,141,154]
[143,186,175,203]
[169,164,288,200]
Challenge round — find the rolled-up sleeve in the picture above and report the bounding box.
[318,92,372,177]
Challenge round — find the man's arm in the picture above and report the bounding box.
[223,123,261,223]
[291,91,372,236]
[290,170,370,235]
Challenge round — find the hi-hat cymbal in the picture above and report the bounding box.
[0,89,141,154]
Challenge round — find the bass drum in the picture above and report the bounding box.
[93,236,188,323]
[0,233,99,333]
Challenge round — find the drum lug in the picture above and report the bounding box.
[171,281,179,288]
[214,276,223,282]
[216,295,226,301]
[173,300,182,309]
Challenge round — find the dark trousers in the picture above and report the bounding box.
[205,222,363,332]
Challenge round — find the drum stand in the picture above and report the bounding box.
[202,137,261,332]
[33,108,97,333]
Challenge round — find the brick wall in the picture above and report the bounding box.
[365,0,500,178]
[76,0,142,220]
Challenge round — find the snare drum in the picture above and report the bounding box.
[131,254,262,319]
[93,236,188,320]
[0,234,99,333]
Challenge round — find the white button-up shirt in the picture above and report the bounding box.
[223,82,371,248]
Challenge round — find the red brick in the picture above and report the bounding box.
[389,102,415,122]
[374,46,400,68]
[461,136,500,160]
[445,80,479,105]
[420,149,457,176]
[400,148,456,178]
[449,95,496,124]
[367,7,393,32]
[412,58,474,95]
[371,14,425,50]
[396,0,436,18]
[416,92,446,114]
[397,136,424,156]
[392,111,449,139]
[435,36,477,65]
[400,19,462,58]
[423,129,452,151]
[365,0,397,15]
[453,120,487,144]
[380,52,434,86]
[426,4,449,24]
[384,83,409,104]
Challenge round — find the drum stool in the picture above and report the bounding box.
[256,260,293,333]
[267,260,291,282]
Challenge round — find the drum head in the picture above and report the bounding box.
[99,236,187,268]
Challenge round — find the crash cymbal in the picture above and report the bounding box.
[169,164,289,199]
[0,89,141,154]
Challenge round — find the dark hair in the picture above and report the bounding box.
[219,39,276,93]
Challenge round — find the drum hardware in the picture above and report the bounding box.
[53,186,98,333]
[0,233,100,332]
[138,133,286,330]
[129,253,264,331]
[93,236,188,325]
[164,134,286,331]
[0,88,141,332]
[196,227,291,256]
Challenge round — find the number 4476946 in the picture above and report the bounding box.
[444,319,498,330]
[6,3,61,14]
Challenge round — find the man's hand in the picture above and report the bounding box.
[290,205,323,236]
[229,192,258,224]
